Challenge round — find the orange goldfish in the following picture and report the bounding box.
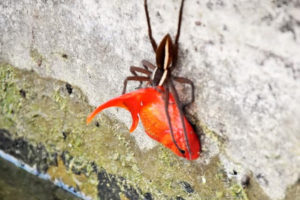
[87,87,200,160]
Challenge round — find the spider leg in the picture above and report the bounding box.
[130,66,152,89]
[173,76,194,108]
[169,79,192,159]
[144,0,157,52]
[164,84,185,155]
[142,60,156,71]
[142,60,157,86]
[171,0,185,69]
[174,0,185,46]
[130,66,152,76]
[122,76,150,94]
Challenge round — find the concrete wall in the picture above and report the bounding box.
[1,0,299,199]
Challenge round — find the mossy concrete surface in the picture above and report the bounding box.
[1,0,299,199]
[0,63,275,200]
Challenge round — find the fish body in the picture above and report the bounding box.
[87,87,200,160]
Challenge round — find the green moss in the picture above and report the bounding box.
[230,184,248,200]
[0,62,265,199]
[0,65,22,123]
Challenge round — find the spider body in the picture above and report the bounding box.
[122,0,199,159]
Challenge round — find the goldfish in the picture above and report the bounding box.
[87,87,200,160]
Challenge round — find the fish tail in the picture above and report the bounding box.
[86,97,125,124]
[86,90,145,133]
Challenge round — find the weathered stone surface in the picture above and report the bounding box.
[1,0,299,199]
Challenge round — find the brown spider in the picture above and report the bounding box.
[122,0,195,158]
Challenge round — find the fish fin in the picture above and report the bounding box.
[86,90,145,133]
[86,97,125,125]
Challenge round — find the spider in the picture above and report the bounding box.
[122,0,195,158]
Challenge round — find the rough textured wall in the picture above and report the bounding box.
[0,0,299,199]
